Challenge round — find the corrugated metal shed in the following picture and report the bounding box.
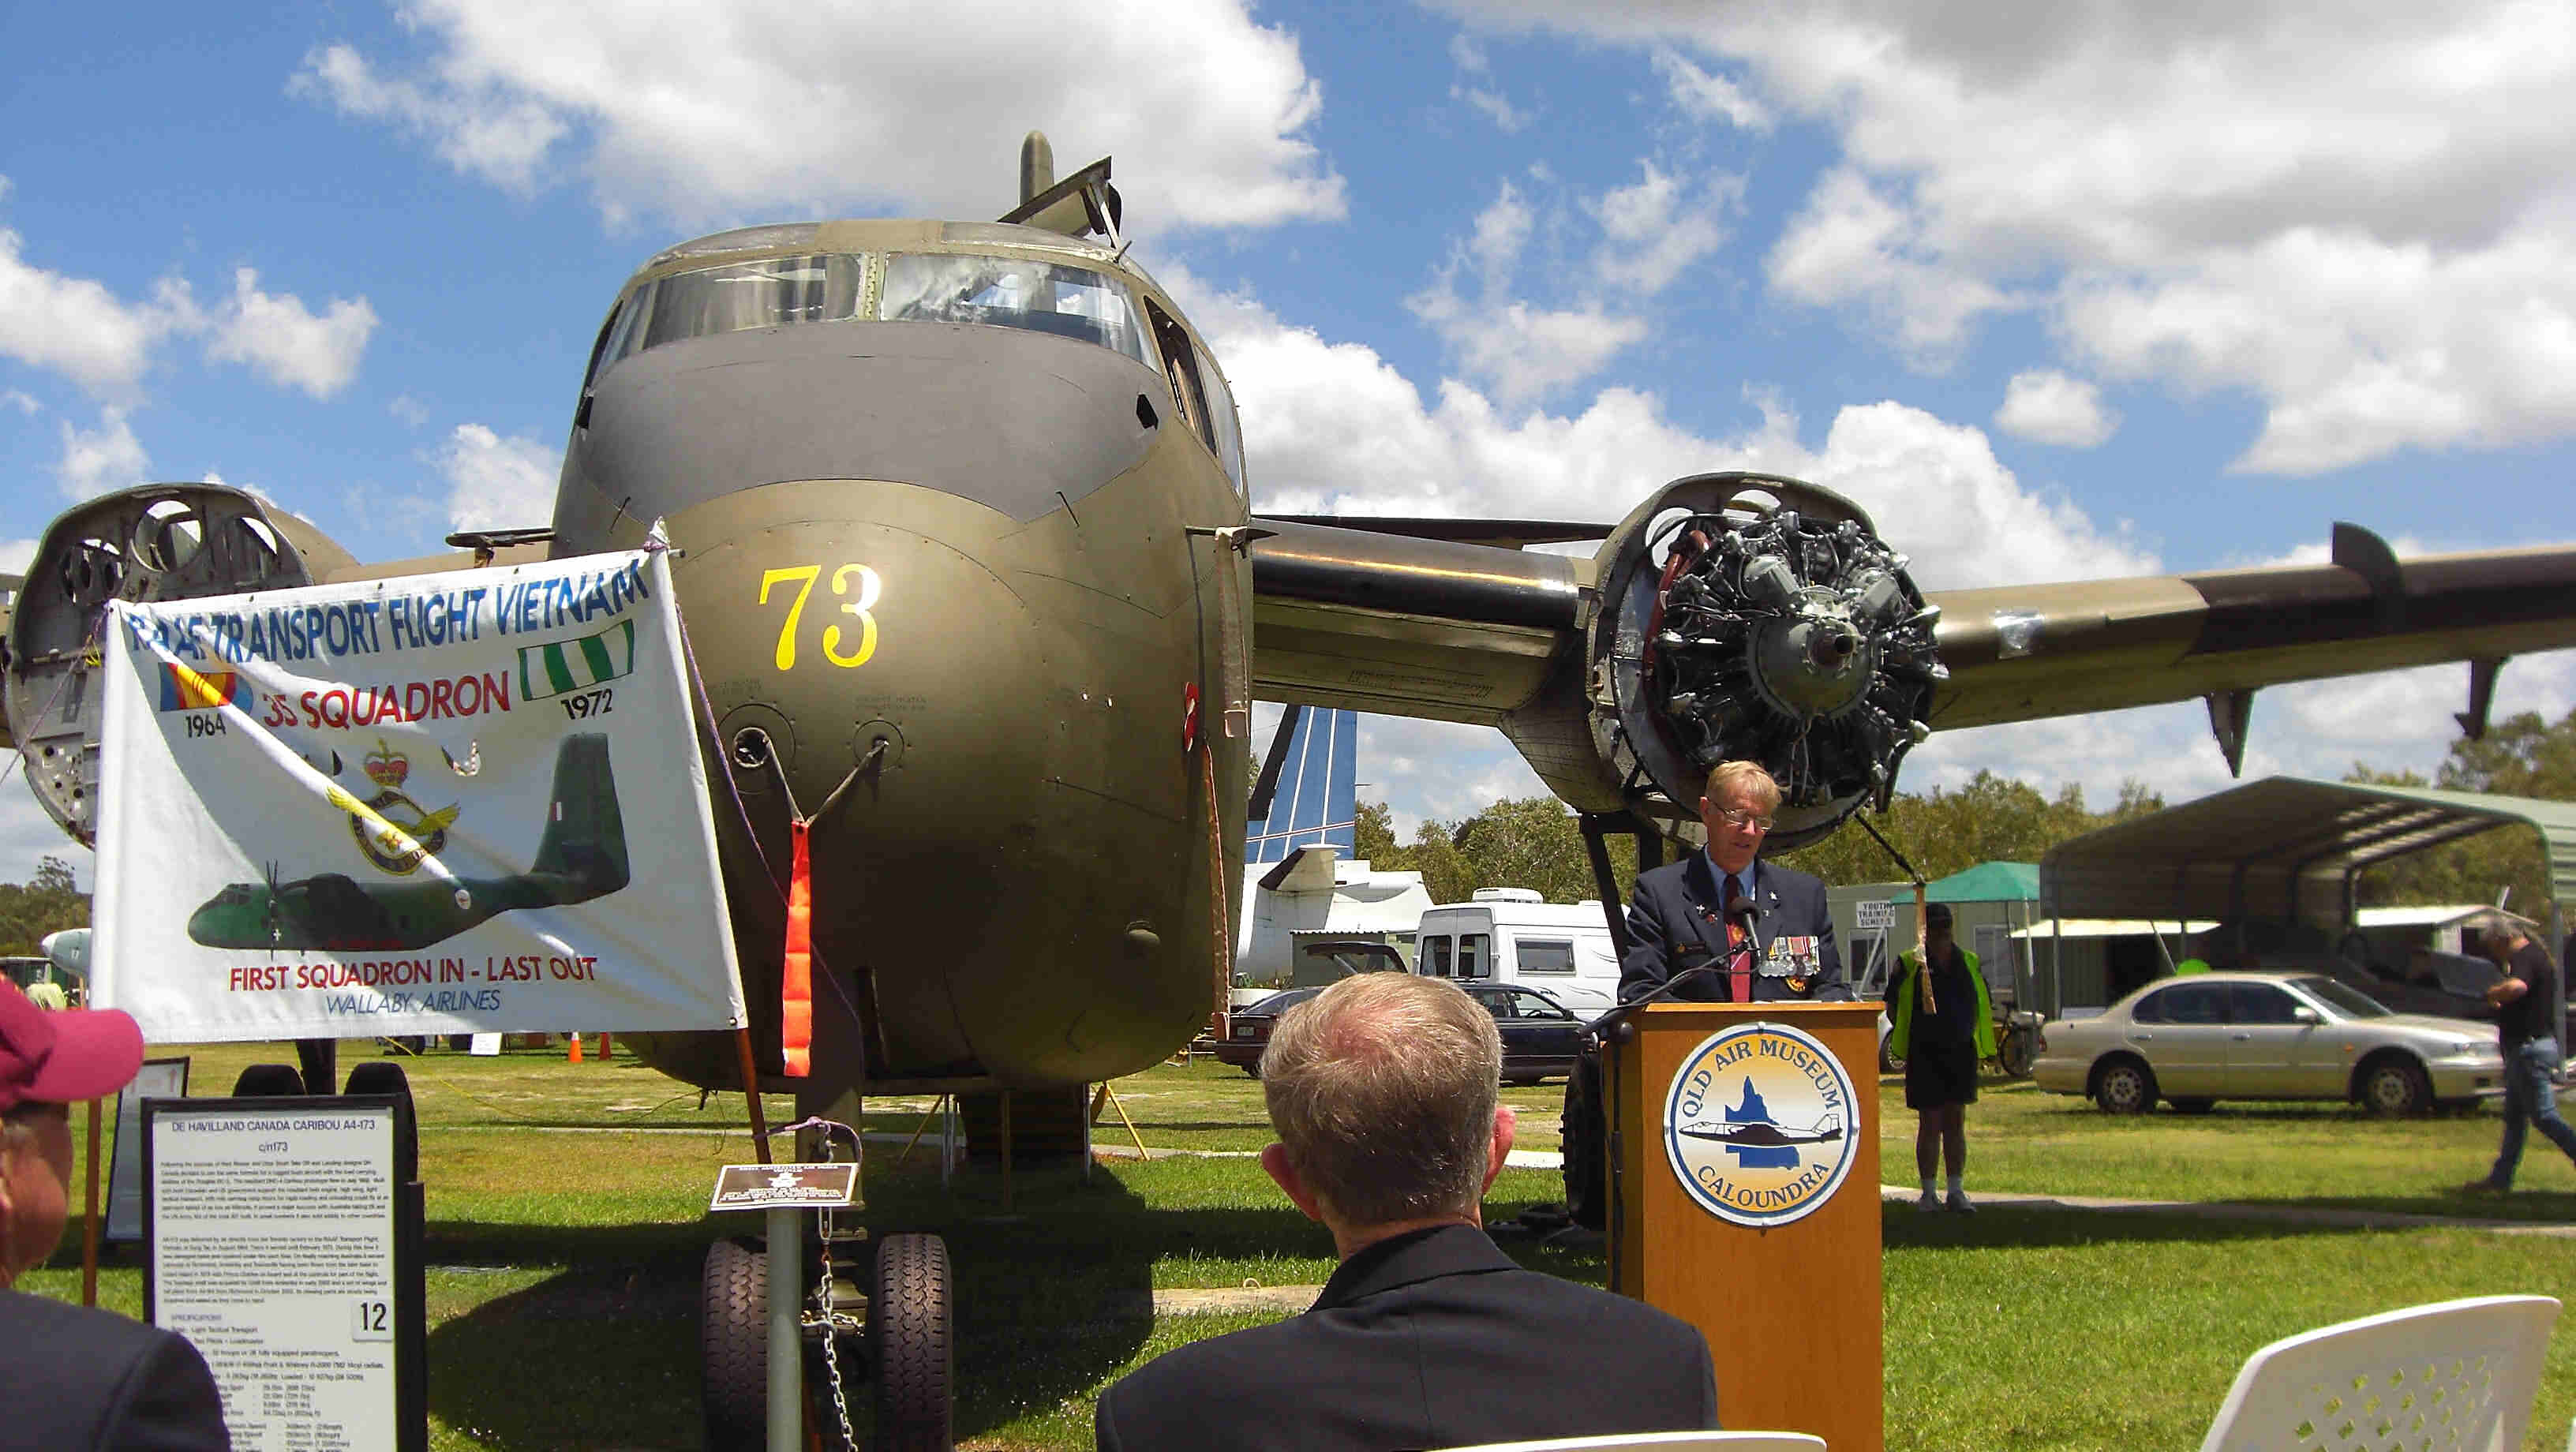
[2039,777,2576,926]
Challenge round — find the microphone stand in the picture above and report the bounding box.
[1587,904,1766,1047]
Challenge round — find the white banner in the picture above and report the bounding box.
[93,549,745,1042]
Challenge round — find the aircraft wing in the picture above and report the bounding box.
[1249,486,2576,841]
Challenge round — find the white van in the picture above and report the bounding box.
[1414,890,1623,1015]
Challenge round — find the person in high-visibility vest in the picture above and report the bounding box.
[1891,902,1994,1212]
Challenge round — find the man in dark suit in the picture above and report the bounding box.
[1618,760,1845,1006]
[1095,973,1717,1452]
[1,981,231,1450]
[1545,761,1845,1241]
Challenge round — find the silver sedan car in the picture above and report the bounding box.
[2032,971,2505,1115]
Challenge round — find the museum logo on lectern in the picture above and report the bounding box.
[1662,1021,1859,1227]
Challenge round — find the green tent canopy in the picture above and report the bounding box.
[1885,861,2039,905]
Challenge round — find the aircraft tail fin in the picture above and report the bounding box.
[530,732,629,900]
[1245,707,1357,865]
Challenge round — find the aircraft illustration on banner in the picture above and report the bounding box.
[183,733,628,952]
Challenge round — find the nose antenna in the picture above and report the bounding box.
[1020,131,1054,206]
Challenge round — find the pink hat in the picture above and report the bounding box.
[0,980,144,1113]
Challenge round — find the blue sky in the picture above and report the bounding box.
[6,1,2574,883]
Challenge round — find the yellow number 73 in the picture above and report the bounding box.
[758,563,883,671]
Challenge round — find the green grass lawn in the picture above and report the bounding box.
[15,1040,2574,1450]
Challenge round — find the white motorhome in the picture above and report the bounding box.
[1414,889,1623,1014]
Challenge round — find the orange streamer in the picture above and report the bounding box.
[782,818,814,1076]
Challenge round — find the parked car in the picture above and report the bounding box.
[1215,982,1584,1085]
[2031,971,2505,1115]
[1213,987,1324,1076]
[1458,982,1586,1085]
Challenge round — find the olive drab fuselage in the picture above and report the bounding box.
[551,219,1252,1097]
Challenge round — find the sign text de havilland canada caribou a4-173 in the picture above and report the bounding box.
[8,134,2576,1448]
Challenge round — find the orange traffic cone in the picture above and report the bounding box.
[566,1032,583,1065]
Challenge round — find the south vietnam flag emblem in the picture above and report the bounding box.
[159,663,240,712]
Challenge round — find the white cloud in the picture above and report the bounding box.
[1766,167,2016,367]
[1994,369,2119,449]
[1589,160,1735,294]
[1650,47,1769,133]
[57,407,150,500]
[2,388,38,415]
[0,226,195,394]
[204,268,378,398]
[436,423,560,532]
[1434,1,2576,473]
[295,0,1344,231]
[1449,34,1533,133]
[1407,181,1651,405]
[0,537,35,574]
[1174,264,2148,591]
[389,395,429,428]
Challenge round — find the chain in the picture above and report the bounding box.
[812,1215,859,1452]
[775,1115,863,1450]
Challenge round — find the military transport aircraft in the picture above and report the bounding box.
[185,732,627,952]
[9,134,2576,1449]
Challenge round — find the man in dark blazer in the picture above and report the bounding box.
[1543,761,1844,1241]
[1095,974,1717,1452]
[1618,760,1846,1005]
[1,982,231,1450]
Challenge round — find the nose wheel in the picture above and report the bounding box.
[698,1231,956,1452]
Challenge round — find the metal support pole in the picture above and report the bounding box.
[766,1205,800,1452]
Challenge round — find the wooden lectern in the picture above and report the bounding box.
[1603,1001,1882,1452]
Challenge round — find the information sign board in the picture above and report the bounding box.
[104,1056,189,1243]
[710,1162,859,1211]
[145,1096,420,1452]
[1854,900,1895,932]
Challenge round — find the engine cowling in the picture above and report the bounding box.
[1577,473,1945,849]
[2,484,356,844]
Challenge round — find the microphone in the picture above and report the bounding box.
[1586,964,1731,1046]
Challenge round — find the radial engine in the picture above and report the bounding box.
[1578,473,1946,849]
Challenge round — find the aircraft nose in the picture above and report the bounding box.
[667,482,1044,820]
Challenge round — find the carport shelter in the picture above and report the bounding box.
[2039,775,2574,1024]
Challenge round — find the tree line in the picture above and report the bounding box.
[1351,705,2576,915]
[0,857,87,957]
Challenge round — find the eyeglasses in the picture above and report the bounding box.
[1712,806,1775,831]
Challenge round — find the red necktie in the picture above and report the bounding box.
[1724,874,1752,1004]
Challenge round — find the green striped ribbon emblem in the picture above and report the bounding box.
[519,619,637,700]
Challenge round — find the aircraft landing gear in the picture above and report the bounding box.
[869,1234,953,1452]
[698,1229,957,1452]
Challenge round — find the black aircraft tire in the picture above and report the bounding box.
[701,1237,767,1452]
[872,1233,953,1452]
[232,1063,307,1096]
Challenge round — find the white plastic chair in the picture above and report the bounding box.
[1440,1435,1825,1452]
[2199,1295,2560,1452]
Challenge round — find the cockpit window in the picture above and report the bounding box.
[603,255,865,370]
[880,253,1150,365]
[633,255,865,357]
